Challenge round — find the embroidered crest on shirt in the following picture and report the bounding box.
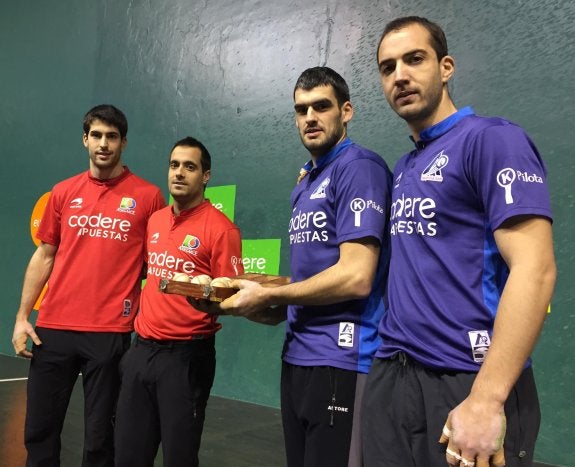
[310,177,330,199]
[338,322,354,347]
[179,234,201,254]
[117,197,137,215]
[468,330,491,363]
[421,150,449,182]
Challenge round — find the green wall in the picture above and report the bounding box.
[1,1,573,463]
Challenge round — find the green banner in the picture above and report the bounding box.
[205,185,236,221]
[241,239,281,275]
[168,185,282,276]
[168,184,237,221]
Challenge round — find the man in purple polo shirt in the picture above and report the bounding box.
[219,67,392,467]
[362,16,556,467]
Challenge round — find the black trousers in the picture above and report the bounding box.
[25,327,130,467]
[281,362,365,467]
[114,335,216,467]
[362,354,540,467]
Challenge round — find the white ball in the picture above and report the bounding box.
[210,277,232,288]
[191,274,212,285]
[172,272,191,283]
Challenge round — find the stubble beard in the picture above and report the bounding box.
[392,83,444,127]
[90,153,122,173]
[301,128,344,157]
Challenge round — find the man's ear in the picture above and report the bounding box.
[440,55,455,84]
[341,101,354,124]
[203,169,211,185]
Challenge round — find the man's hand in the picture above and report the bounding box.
[219,279,270,317]
[186,296,226,316]
[12,319,42,358]
[439,398,506,467]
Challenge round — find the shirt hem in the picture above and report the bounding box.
[35,322,134,333]
[282,355,370,374]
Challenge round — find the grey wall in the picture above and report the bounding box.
[1,0,573,463]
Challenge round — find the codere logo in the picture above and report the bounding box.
[147,250,196,278]
[179,234,201,254]
[390,193,437,237]
[289,208,328,245]
[69,213,131,242]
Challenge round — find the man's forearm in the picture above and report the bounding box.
[16,245,55,319]
[265,240,380,306]
[470,255,556,403]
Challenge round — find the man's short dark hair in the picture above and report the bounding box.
[171,136,212,172]
[294,66,350,107]
[377,16,448,62]
[83,105,128,138]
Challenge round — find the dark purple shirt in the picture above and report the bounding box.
[284,139,392,373]
[376,108,552,371]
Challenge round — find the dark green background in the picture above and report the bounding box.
[1,1,573,464]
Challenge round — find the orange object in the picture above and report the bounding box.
[30,192,51,310]
[30,192,51,246]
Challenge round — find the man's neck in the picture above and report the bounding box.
[310,133,348,167]
[409,97,458,141]
[173,197,205,216]
[90,163,124,180]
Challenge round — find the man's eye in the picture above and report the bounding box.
[380,65,394,76]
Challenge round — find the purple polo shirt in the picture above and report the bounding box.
[283,138,392,373]
[376,107,552,371]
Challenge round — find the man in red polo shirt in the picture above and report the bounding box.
[114,136,243,467]
[12,104,165,466]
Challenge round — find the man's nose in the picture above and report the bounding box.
[394,62,409,83]
[305,106,317,122]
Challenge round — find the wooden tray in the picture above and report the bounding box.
[158,273,290,302]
